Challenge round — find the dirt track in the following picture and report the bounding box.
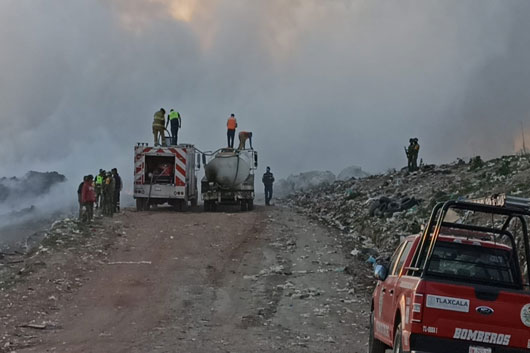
[1,206,371,353]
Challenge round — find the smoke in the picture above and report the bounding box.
[1,0,530,189]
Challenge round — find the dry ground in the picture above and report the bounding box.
[0,205,372,353]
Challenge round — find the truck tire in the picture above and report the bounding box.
[136,199,143,211]
[247,200,254,211]
[392,323,403,353]
[203,201,210,212]
[368,311,387,353]
[240,200,247,212]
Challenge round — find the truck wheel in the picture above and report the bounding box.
[392,323,403,353]
[247,200,254,211]
[211,202,217,212]
[136,199,143,211]
[240,200,247,212]
[368,311,386,353]
[203,201,210,212]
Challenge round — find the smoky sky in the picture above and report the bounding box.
[1,0,530,190]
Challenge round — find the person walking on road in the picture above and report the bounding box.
[227,114,237,148]
[237,131,253,150]
[112,168,122,213]
[81,175,96,223]
[153,108,166,146]
[262,166,275,206]
[166,109,181,145]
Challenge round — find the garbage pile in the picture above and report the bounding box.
[276,166,370,197]
[284,154,530,256]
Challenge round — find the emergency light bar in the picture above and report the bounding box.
[467,193,530,210]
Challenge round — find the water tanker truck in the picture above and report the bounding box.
[201,148,258,211]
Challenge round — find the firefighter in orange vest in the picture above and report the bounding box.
[227,114,237,148]
[237,131,253,150]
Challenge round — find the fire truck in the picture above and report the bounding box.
[369,195,530,353]
[133,143,200,211]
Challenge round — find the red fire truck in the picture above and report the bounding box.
[369,195,530,353]
[133,143,200,211]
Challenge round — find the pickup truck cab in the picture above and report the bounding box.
[369,197,530,353]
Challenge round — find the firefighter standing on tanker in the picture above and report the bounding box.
[153,108,166,146]
[237,131,253,150]
[227,114,237,148]
[166,109,181,146]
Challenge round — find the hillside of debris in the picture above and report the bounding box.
[284,154,530,258]
[276,165,370,197]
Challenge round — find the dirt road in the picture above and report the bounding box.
[0,206,371,353]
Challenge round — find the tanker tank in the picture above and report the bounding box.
[204,149,251,188]
[201,148,258,212]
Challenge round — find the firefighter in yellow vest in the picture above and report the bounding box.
[152,108,166,146]
[166,109,181,145]
[95,169,105,209]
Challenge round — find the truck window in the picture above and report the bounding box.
[388,241,406,276]
[426,242,520,288]
[392,241,413,276]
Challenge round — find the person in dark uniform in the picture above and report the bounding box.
[262,166,275,206]
[112,168,122,212]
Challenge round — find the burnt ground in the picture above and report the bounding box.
[0,205,373,353]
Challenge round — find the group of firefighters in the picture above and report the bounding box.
[77,168,123,222]
[152,109,254,150]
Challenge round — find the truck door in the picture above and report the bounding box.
[381,240,414,336]
[374,241,406,344]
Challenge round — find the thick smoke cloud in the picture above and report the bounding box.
[1,0,530,192]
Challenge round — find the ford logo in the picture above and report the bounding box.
[476,306,494,315]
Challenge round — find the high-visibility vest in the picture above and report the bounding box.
[227,117,237,130]
[169,111,181,120]
[96,175,103,185]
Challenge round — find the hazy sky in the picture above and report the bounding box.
[1,0,530,188]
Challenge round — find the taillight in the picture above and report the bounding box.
[412,293,424,323]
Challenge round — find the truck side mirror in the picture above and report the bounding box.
[374,264,388,281]
[254,152,258,168]
[202,154,206,165]
[196,154,201,169]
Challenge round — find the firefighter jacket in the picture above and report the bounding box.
[153,110,165,128]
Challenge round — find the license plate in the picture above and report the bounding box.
[469,347,491,353]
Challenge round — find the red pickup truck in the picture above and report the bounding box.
[369,198,530,353]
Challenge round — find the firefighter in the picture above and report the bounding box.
[227,114,237,148]
[153,108,166,146]
[405,138,420,172]
[102,172,115,217]
[111,168,122,212]
[81,175,96,222]
[166,109,181,146]
[77,176,87,219]
[95,169,104,208]
[237,131,253,150]
[262,166,275,206]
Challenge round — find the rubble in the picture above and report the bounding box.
[283,154,530,256]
